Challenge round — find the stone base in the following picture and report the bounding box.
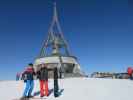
[34,56,84,77]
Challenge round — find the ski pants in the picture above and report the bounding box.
[54,79,59,97]
[23,80,34,97]
[39,80,49,96]
[130,75,133,80]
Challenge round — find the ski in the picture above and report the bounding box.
[12,97,29,100]
[29,97,47,100]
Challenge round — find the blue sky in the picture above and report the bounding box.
[0,0,133,80]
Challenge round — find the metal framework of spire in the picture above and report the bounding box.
[39,2,70,57]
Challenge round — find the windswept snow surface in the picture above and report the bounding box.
[0,78,133,100]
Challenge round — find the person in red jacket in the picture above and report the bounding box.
[127,67,133,80]
[21,63,35,98]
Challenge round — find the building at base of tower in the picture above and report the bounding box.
[34,56,84,78]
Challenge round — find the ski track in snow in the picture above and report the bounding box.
[0,78,133,100]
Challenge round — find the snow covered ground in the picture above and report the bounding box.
[0,78,133,100]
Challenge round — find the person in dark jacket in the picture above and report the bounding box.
[54,67,59,97]
[22,63,35,98]
[16,72,20,81]
[37,64,49,97]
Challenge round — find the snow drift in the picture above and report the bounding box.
[0,78,133,100]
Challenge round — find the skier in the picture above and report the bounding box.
[53,67,59,97]
[21,63,35,99]
[37,64,49,97]
[127,67,133,80]
[16,72,20,81]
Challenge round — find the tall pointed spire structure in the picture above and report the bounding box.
[39,2,70,57]
[34,2,84,78]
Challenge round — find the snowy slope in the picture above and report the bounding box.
[0,78,133,100]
